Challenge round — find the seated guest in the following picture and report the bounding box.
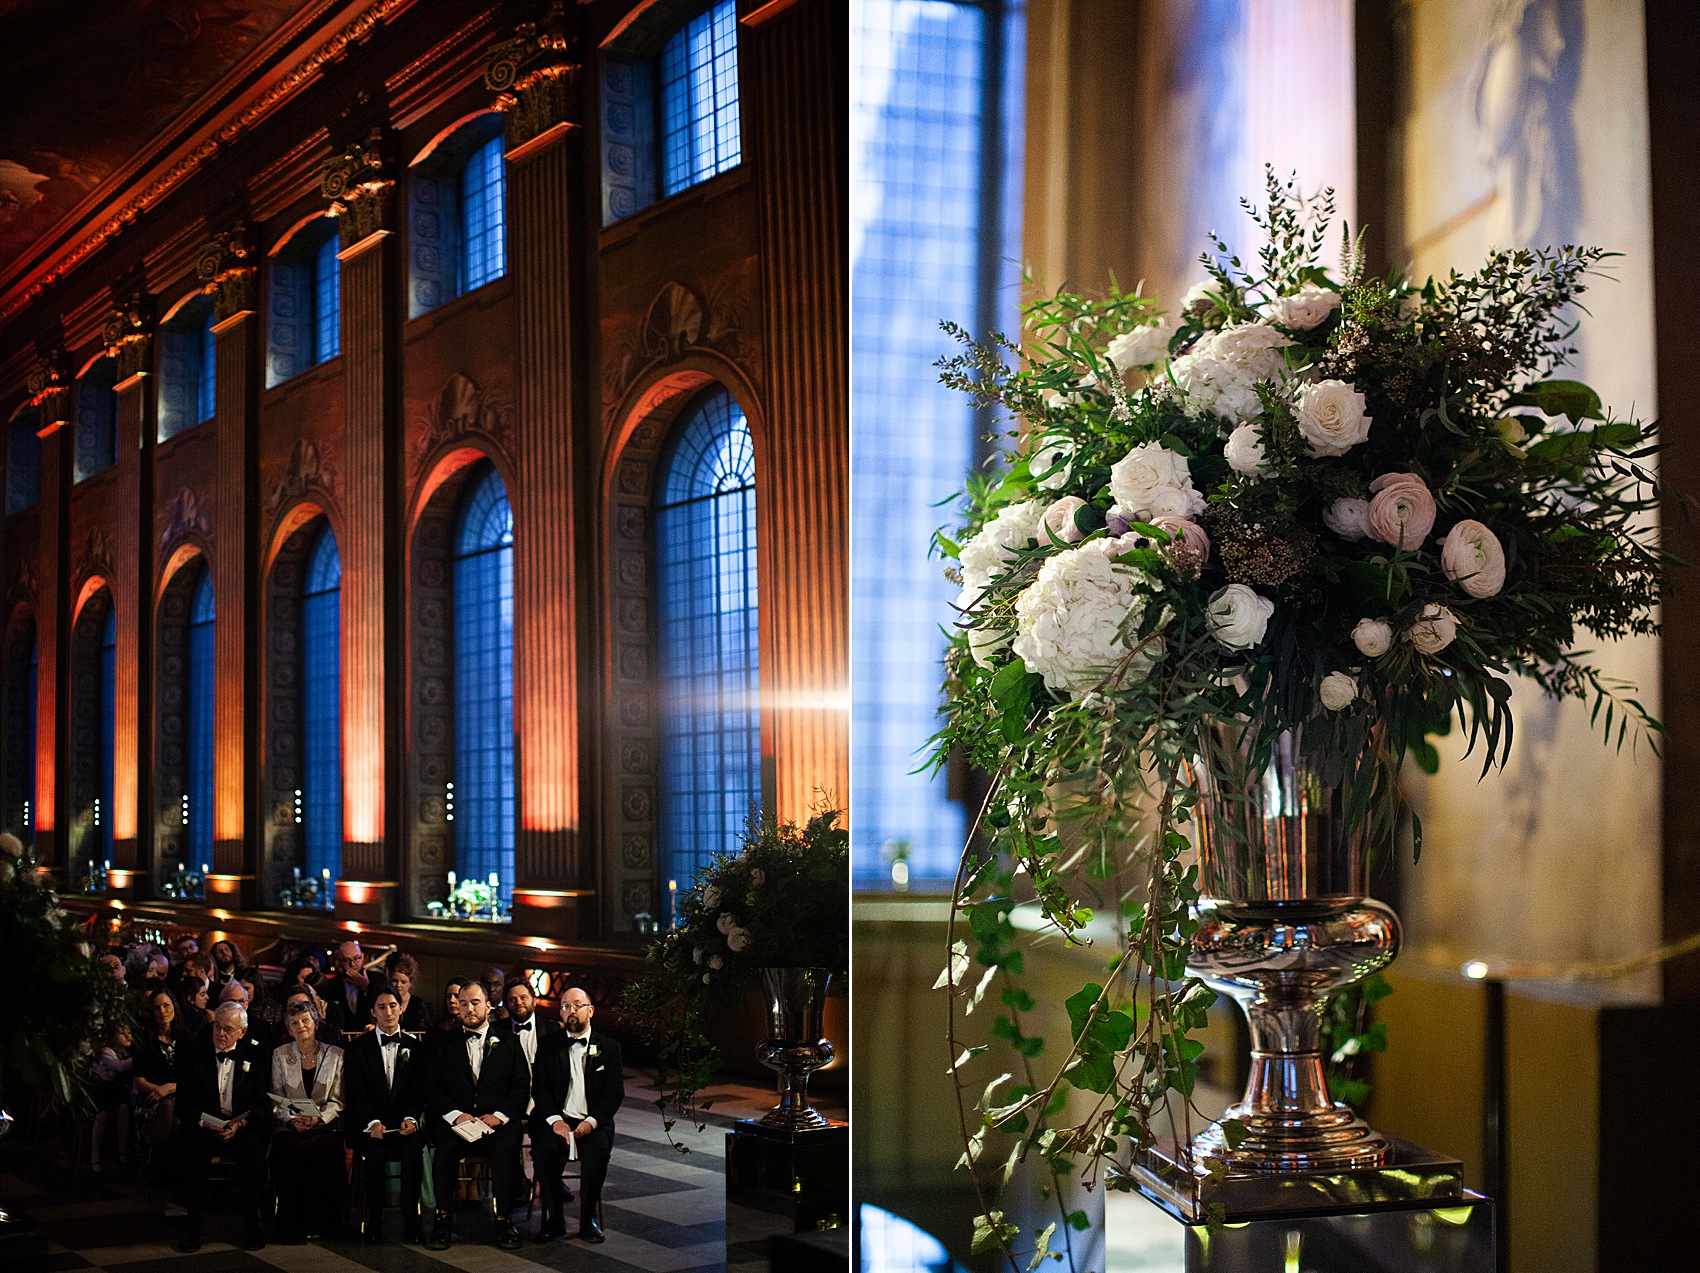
[176,1002,270,1252]
[386,954,432,1034]
[208,940,245,989]
[423,980,527,1251]
[169,933,200,975]
[323,940,387,1032]
[279,985,340,1048]
[180,977,214,1041]
[98,952,127,984]
[269,1001,346,1243]
[282,952,325,992]
[132,986,184,1175]
[481,967,508,1020]
[129,947,169,991]
[530,986,624,1244]
[345,988,425,1243]
[90,1021,134,1173]
[240,971,281,1039]
[438,978,466,1033]
[505,975,567,1210]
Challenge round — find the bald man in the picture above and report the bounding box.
[322,940,388,1032]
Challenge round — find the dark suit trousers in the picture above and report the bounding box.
[431,1120,523,1217]
[356,1132,424,1225]
[179,1123,267,1226]
[532,1123,613,1224]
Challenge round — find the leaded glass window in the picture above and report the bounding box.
[655,388,760,890]
[460,136,507,293]
[314,234,341,362]
[660,0,741,196]
[303,526,342,883]
[187,571,215,871]
[451,466,514,904]
[198,308,216,425]
[76,361,117,482]
[98,606,115,865]
[5,412,39,514]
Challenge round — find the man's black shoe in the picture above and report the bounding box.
[561,1185,574,1203]
[494,1218,523,1250]
[578,1216,605,1244]
[242,1221,267,1251]
[426,1214,452,1250]
[535,1217,566,1243]
[176,1230,202,1254]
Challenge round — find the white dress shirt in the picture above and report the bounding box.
[367,1032,404,1135]
[216,1051,237,1117]
[443,1026,507,1125]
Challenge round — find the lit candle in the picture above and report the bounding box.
[293,866,301,882]
[448,870,458,890]
[488,872,499,891]
[668,878,678,928]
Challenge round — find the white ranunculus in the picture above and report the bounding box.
[1352,618,1393,658]
[1263,283,1342,330]
[1441,520,1507,598]
[1294,379,1372,457]
[1171,323,1293,424]
[1319,671,1358,711]
[1224,424,1270,477]
[1324,498,1370,541]
[1206,583,1275,650]
[716,911,737,935]
[1042,496,1090,544]
[1031,437,1074,490]
[726,927,752,953]
[749,869,765,888]
[1106,319,1172,371]
[1011,538,1166,695]
[1109,443,1204,522]
[1408,604,1459,655]
[958,500,1045,596]
[701,885,720,910]
[709,955,725,970]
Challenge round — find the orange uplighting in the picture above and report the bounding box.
[111,899,125,911]
[343,920,364,934]
[206,875,242,896]
[339,881,374,905]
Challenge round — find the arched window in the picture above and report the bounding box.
[460,136,507,293]
[655,388,759,889]
[451,465,514,904]
[6,408,40,514]
[408,118,506,318]
[186,571,215,871]
[160,300,217,440]
[266,220,341,386]
[302,526,342,882]
[99,606,115,866]
[76,359,118,482]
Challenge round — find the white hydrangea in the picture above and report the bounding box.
[1012,538,1165,696]
[1109,442,1205,523]
[1262,283,1341,330]
[958,500,1044,597]
[1106,319,1172,372]
[1170,323,1294,424]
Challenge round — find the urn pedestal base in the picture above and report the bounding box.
[725,1120,847,1258]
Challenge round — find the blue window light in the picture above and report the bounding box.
[451,466,515,906]
[314,234,341,362]
[187,571,215,868]
[99,607,116,865]
[659,0,741,196]
[5,412,39,514]
[655,389,760,891]
[302,526,342,883]
[75,361,117,482]
[198,307,216,424]
[460,136,507,293]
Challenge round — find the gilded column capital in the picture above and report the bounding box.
[197,226,259,323]
[102,293,157,382]
[322,127,396,252]
[486,2,582,150]
[26,351,70,427]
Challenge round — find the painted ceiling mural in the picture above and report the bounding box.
[0,0,316,273]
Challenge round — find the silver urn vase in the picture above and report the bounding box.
[756,966,836,1131]
[1185,723,1400,1172]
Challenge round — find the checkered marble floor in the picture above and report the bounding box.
[0,1071,845,1273]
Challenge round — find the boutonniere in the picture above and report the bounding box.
[486,1036,499,1049]
[400,1048,411,1063]
[241,1061,250,1073]
[588,1045,600,1058]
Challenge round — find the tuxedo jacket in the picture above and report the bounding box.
[176,1031,272,1133]
[343,1029,427,1143]
[322,970,388,1032]
[268,1040,345,1128]
[530,1028,624,1135]
[506,1013,560,1075]
[424,1022,529,1132]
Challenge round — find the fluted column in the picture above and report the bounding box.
[26,355,70,872]
[324,130,400,922]
[104,297,155,899]
[489,9,594,936]
[747,0,849,823]
[200,230,262,905]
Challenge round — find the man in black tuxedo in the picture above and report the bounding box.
[423,979,528,1251]
[530,986,624,1244]
[175,1002,272,1252]
[344,988,426,1243]
[322,940,387,1033]
[503,977,569,1207]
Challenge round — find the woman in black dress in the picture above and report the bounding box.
[268,1000,347,1241]
[131,987,184,1177]
[386,954,432,1034]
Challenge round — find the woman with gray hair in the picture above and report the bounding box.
[268,999,347,1241]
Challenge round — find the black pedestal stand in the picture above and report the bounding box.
[725,1119,848,1266]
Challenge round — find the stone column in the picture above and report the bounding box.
[195,231,262,906]
[488,8,595,936]
[103,296,156,900]
[25,354,70,874]
[324,130,400,923]
[746,0,850,823]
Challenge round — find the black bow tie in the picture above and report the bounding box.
[568,1035,589,1047]
[217,1051,235,1062]
[513,1021,531,1032]
[464,1030,485,1041]
[380,1034,400,1047]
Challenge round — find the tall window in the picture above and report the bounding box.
[314,235,341,359]
[160,303,216,440]
[460,136,507,293]
[186,571,215,870]
[266,223,340,387]
[451,466,514,905]
[2,621,36,843]
[302,527,342,882]
[76,360,118,482]
[655,388,760,889]
[660,0,742,196]
[5,410,40,514]
[98,606,116,865]
[851,0,1025,884]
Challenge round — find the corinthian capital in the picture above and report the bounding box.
[197,226,259,322]
[102,292,156,382]
[322,127,396,251]
[486,1,581,150]
[26,351,69,426]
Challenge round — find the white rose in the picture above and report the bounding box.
[1206,583,1275,650]
[1031,437,1074,491]
[1352,618,1393,658]
[1440,520,1507,598]
[1179,279,1223,314]
[1109,443,1204,522]
[1224,424,1270,477]
[1263,283,1341,330]
[716,911,737,935]
[1106,318,1171,371]
[1319,671,1358,711]
[701,885,721,910]
[726,927,752,953]
[749,869,765,888]
[1294,379,1372,457]
[1324,498,1370,541]
[1408,604,1459,655]
[1012,538,1166,695]
[1042,496,1090,544]
[709,955,725,970]
[958,500,1045,596]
